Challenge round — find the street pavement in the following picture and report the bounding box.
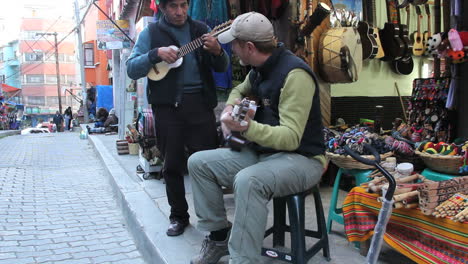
[0,132,146,264]
[88,132,414,264]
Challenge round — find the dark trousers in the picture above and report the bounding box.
[152,93,218,221]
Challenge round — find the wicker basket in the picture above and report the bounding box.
[415,150,466,175]
[326,151,393,170]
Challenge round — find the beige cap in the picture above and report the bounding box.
[218,12,274,44]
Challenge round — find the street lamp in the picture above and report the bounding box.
[35,32,62,114]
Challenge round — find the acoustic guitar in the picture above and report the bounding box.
[225,98,257,151]
[412,6,425,56]
[357,0,379,59]
[396,0,428,8]
[392,4,414,75]
[423,4,431,56]
[380,0,405,61]
[146,20,232,81]
[369,0,385,59]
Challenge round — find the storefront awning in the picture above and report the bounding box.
[1,83,21,93]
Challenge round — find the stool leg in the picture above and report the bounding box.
[288,195,306,264]
[327,168,343,233]
[273,198,286,247]
[313,187,331,261]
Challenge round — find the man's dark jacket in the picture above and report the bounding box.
[147,17,225,109]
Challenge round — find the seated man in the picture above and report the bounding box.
[188,12,326,264]
[94,107,109,128]
[87,109,118,134]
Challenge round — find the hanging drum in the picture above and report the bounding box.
[318,27,362,83]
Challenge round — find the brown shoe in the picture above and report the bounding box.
[166,219,189,236]
[190,233,229,264]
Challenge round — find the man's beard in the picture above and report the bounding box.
[239,59,247,66]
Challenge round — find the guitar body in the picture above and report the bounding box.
[145,21,232,81]
[379,22,405,61]
[423,32,430,55]
[393,23,414,75]
[357,21,378,59]
[373,26,385,59]
[392,56,414,75]
[147,45,183,81]
[412,32,425,56]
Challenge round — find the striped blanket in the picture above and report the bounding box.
[343,187,468,264]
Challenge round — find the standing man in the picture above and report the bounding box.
[64,106,72,131]
[188,12,326,263]
[126,0,229,237]
[52,111,63,133]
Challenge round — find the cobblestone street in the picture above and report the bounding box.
[0,133,146,264]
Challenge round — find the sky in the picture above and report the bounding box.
[0,0,75,45]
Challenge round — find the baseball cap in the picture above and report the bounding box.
[218,12,274,44]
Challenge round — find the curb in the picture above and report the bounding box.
[0,130,21,137]
[87,134,166,264]
[87,133,200,264]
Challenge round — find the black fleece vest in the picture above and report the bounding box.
[250,47,325,156]
[147,18,218,109]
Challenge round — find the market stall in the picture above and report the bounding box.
[343,186,467,264]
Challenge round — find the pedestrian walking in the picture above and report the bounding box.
[53,111,64,132]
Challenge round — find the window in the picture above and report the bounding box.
[26,96,45,105]
[0,52,3,62]
[47,96,59,105]
[25,52,44,62]
[26,74,44,83]
[84,43,94,66]
[45,75,57,84]
[21,31,42,40]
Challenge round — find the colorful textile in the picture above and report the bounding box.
[343,187,468,264]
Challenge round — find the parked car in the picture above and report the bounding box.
[21,127,51,135]
[36,122,55,132]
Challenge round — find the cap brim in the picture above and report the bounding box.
[217,30,235,44]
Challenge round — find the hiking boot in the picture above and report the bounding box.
[190,234,229,264]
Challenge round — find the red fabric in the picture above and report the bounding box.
[150,0,158,13]
[1,84,20,93]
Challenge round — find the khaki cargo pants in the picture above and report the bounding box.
[188,147,324,264]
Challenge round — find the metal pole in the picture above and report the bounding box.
[53,33,63,115]
[36,32,63,114]
[74,0,89,123]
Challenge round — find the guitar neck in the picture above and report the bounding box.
[176,21,231,59]
[386,0,400,24]
[417,14,421,33]
[406,6,410,27]
[178,38,204,58]
[368,0,377,25]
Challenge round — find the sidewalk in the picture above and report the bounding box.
[86,130,412,264]
[0,129,21,137]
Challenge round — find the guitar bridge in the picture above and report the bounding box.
[152,65,160,74]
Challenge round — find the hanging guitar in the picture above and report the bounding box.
[412,6,425,56]
[147,20,232,81]
[357,0,379,60]
[225,98,257,151]
[369,0,385,59]
[423,4,431,56]
[392,3,414,75]
[379,0,405,61]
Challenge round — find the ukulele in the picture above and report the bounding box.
[412,6,425,56]
[380,0,405,61]
[369,0,385,59]
[357,0,379,59]
[146,20,232,81]
[392,2,414,74]
[423,4,431,56]
[225,98,257,151]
